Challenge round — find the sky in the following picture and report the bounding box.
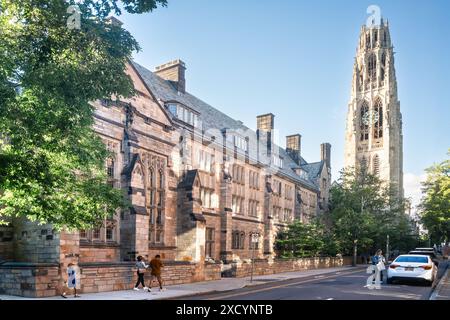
[118,0,450,207]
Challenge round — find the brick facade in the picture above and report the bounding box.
[0,59,333,297]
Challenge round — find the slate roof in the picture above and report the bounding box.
[178,169,199,190]
[301,161,325,187]
[131,61,321,192]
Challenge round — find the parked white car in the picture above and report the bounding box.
[387,254,437,286]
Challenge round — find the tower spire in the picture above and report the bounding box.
[344,17,404,200]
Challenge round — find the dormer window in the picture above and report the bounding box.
[234,135,248,151]
[167,103,199,127]
[297,168,308,180]
[167,103,177,116]
[272,155,283,168]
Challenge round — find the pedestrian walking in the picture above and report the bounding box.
[60,262,80,298]
[148,254,164,292]
[372,249,386,282]
[133,255,149,291]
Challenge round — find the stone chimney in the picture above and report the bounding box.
[155,59,186,93]
[256,114,275,161]
[320,143,331,169]
[286,134,302,165]
[257,113,274,132]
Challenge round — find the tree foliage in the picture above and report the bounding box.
[275,220,325,258]
[419,150,450,243]
[274,166,421,259]
[328,166,419,257]
[0,0,166,229]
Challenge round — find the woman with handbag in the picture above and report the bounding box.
[133,256,149,291]
[372,249,386,283]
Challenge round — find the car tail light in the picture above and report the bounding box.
[420,265,432,270]
[389,264,400,269]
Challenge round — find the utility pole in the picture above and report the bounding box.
[250,234,258,283]
[386,235,390,262]
[353,194,364,267]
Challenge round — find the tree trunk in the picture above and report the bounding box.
[352,240,358,267]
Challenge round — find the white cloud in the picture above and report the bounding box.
[404,172,427,208]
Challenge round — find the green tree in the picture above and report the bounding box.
[0,0,167,229]
[419,150,450,244]
[275,220,325,258]
[330,166,397,265]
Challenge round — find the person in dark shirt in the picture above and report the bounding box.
[148,254,164,292]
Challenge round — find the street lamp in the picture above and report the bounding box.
[250,233,259,283]
[386,235,390,262]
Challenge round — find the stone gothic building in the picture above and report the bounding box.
[0,58,332,297]
[344,19,404,199]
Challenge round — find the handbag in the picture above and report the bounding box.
[138,265,147,274]
[376,261,385,271]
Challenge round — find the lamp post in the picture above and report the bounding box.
[250,234,259,283]
[386,235,390,262]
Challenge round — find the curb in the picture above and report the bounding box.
[429,264,449,300]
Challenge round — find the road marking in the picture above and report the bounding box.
[326,298,334,300]
[314,275,325,278]
[206,269,364,300]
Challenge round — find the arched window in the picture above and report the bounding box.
[149,168,155,188]
[149,162,165,245]
[380,53,386,83]
[159,169,164,189]
[106,157,114,178]
[368,54,377,81]
[366,33,371,49]
[373,99,383,139]
[240,232,245,249]
[373,155,380,176]
[106,157,115,188]
[360,102,369,141]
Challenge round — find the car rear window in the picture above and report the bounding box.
[395,256,428,263]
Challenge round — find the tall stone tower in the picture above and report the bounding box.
[344,18,404,199]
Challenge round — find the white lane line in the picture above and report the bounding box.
[326,298,334,300]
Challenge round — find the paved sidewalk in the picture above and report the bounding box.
[0,265,361,300]
[430,261,450,300]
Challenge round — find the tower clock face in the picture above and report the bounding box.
[362,111,370,125]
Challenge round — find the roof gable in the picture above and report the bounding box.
[131,60,322,191]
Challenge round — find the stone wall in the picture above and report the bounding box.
[79,245,120,263]
[0,225,14,262]
[0,263,60,298]
[78,260,222,294]
[13,220,60,263]
[204,262,222,281]
[223,256,353,278]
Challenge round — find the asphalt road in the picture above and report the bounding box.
[180,267,437,300]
